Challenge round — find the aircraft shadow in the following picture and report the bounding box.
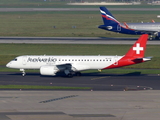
[6,71,146,77]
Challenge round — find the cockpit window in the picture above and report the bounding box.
[12,58,17,61]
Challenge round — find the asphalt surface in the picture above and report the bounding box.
[0,71,160,91]
[0,37,160,44]
[0,8,160,12]
[1,90,160,120]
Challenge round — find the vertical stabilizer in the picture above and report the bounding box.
[99,7,119,25]
[102,34,149,70]
[125,34,148,58]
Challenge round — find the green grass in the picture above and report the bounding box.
[0,12,159,37]
[0,85,91,90]
[0,0,68,8]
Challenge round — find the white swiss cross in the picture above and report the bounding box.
[133,43,143,54]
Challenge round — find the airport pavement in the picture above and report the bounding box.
[0,37,160,44]
[1,71,160,120]
[0,71,160,90]
[0,8,160,12]
[0,90,160,120]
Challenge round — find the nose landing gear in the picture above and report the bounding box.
[20,69,26,76]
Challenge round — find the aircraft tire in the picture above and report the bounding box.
[75,72,82,76]
[67,73,73,78]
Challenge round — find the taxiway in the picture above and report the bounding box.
[0,71,160,90]
[1,90,160,120]
[0,37,160,44]
[0,8,159,12]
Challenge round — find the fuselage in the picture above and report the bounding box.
[6,55,123,71]
[126,23,160,31]
[99,23,160,35]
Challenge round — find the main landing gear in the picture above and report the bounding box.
[66,72,82,77]
[75,72,82,76]
[64,69,82,77]
[20,69,26,76]
[149,35,160,40]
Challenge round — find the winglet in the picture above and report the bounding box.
[123,22,129,29]
[125,34,148,58]
[151,19,155,23]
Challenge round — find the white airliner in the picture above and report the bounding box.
[6,34,151,77]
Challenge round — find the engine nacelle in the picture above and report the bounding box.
[40,65,58,76]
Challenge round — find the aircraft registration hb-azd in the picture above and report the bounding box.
[99,7,160,40]
[6,34,151,77]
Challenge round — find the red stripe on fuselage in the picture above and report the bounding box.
[102,56,143,70]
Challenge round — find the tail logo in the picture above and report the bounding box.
[133,43,143,54]
[100,10,119,24]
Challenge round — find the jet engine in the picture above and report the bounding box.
[40,65,59,76]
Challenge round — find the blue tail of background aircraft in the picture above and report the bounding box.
[99,7,119,25]
[98,7,143,36]
[99,7,122,32]
[98,7,160,40]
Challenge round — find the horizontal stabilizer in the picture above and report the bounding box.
[143,56,152,61]
[131,57,152,62]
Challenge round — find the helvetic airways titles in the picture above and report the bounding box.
[27,57,112,62]
[27,57,57,62]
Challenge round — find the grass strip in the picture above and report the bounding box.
[0,12,159,37]
[0,85,91,90]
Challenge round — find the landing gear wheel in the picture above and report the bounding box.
[75,72,81,76]
[22,73,26,77]
[149,37,153,40]
[67,73,73,78]
[20,69,26,77]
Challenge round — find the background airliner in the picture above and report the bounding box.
[6,34,151,77]
[99,7,160,40]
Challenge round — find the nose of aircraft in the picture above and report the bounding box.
[6,62,11,68]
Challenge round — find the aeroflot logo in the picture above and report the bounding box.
[100,10,119,23]
[27,57,57,62]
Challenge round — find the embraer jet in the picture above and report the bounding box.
[6,34,151,77]
[99,7,160,40]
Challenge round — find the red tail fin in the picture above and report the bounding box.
[125,34,148,58]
